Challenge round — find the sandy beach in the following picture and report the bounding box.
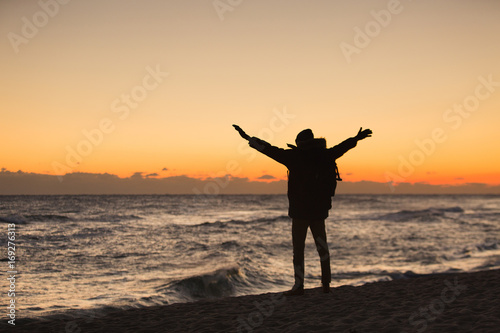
[8,268,499,332]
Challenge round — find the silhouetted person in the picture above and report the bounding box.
[234,125,372,295]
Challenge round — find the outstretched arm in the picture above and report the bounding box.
[330,127,373,159]
[232,124,289,165]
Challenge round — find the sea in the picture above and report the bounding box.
[1,194,500,320]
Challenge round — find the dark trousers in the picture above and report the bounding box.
[292,218,331,286]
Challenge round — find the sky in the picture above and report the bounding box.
[1,0,500,194]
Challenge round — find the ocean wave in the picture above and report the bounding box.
[0,215,27,224]
[459,240,500,255]
[465,211,500,221]
[1,213,142,223]
[377,206,464,222]
[85,214,142,222]
[220,240,240,249]
[474,255,500,270]
[160,265,244,299]
[196,214,289,227]
[332,269,430,285]
[476,241,499,252]
[336,195,384,204]
[26,214,73,222]
[1,214,73,223]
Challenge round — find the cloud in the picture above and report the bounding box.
[131,172,144,178]
[146,173,159,178]
[0,169,499,195]
[0,169,285,195]
[162,168,168,171]
[257,174,276,180]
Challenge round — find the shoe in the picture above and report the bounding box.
[283,285,304,296]
[322,283,330,293]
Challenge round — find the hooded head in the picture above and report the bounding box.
[295,129,314,146]
[291,128,327,150]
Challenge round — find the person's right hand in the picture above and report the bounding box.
[355,128,372,140]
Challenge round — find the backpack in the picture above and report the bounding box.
[314,161,342,197]
[306,151,342,198]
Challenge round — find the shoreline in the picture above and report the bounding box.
[7,269,500,332]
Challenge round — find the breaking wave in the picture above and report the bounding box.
[0,213,142,223]
[160,265,244,299]
[378,206,464,222]
[195,214,290,227]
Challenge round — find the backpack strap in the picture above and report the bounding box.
[335,163,342,181]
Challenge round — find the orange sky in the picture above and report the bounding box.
[1,0,500,193]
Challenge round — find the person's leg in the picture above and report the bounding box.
[291,218,309,289]
[310,219,331,289]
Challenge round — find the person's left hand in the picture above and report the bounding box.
[356,127,372,140]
